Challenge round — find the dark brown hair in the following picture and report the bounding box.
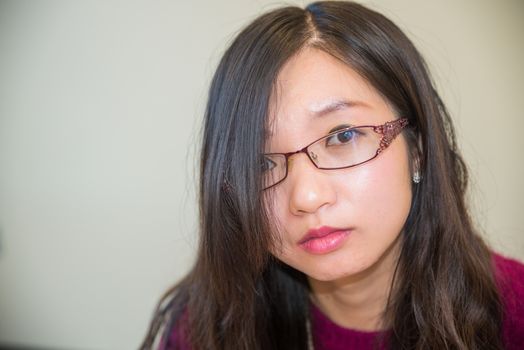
[141,2,503,349]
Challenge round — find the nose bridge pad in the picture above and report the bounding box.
[287,156,294,172]
[288,148,316,173]
[309,150,319,166]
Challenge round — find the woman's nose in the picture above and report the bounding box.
[286,153,337,215]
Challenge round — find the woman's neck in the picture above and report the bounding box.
[307,239,400,332]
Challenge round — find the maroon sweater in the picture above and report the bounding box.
[164,253,524,349]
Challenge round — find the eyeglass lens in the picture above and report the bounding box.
[261,119,407,190]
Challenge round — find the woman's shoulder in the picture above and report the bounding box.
[161,308,191,350]
[492,252,524,349]
[493,252,524,293]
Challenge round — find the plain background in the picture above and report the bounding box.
[0,0,523,349]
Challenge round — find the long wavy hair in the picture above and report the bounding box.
[141,2,503,349]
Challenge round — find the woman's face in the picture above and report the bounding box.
[266,48,413,282]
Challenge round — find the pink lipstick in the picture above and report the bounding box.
[298,226,351,254]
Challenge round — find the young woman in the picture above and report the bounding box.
[142,2,524,349]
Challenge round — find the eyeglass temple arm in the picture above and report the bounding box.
[374,118,409,154]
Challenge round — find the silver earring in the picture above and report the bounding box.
[413,171,421,184]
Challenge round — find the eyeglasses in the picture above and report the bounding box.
[261,118,409,190]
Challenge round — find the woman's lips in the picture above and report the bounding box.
[298,226,351,254]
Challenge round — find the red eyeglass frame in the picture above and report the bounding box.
[262,118,409,190]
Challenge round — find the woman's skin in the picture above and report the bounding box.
[266,47,414,331]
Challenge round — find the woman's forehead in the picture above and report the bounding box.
[266,48,392,137]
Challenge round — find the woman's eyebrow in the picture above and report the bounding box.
[264,99,368,140]
[309,99,369,117]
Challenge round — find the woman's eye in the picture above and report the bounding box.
[326,129,358,146]
[261,156,277,172]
